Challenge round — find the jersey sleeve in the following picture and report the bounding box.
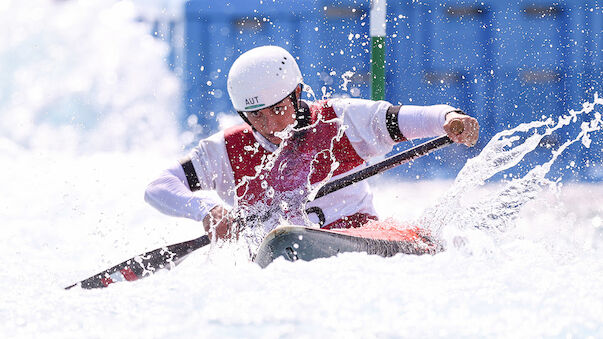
[329,98,395,159]
[144,131,235,222]
[144,163,224,221]
[395,104,454,140]
[330,98,456,160]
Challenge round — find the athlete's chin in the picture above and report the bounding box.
[263,130,285,144]
[268,135,282,145]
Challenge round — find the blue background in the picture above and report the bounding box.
[155,0,602,181]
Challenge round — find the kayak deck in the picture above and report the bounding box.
[254,222,442,268]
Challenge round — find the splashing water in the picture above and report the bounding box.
[220,83,602,258]
[320,86,333,100]
[219,104,348,253]
[0,0,181,153]
[301,81,319,102]
[340,71,355,92]
[421,94,603,251]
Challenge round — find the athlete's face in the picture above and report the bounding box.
[245,96,297,144]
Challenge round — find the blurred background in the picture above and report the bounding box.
[1,3,602,337]
[1,0,601,180]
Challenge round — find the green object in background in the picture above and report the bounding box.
[370,0,386,101]
[371,36,385,101]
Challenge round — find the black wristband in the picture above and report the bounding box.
[385,105,407,142]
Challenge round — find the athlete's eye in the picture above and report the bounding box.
[273,106,285,115]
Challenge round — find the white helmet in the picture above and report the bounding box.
[227,46,303,112]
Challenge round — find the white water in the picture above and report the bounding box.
[2,1,603,338]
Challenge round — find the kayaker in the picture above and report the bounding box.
[144,45,479,242]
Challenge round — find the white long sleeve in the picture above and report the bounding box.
[144,162,224,222]
[329,98,455,160]
[397,104,453,140]
[329,98,394,159]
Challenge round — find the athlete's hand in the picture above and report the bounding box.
[444,111,479,147]
[203,205,234,239]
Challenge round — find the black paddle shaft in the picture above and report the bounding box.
[313,135,454,200]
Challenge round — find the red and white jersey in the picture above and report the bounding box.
[145,98,454,229]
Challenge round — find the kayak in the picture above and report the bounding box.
[67,222,441,289]
[254,222,442,268]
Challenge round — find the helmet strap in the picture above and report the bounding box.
[292,84,311,129]
[237,110,254,128]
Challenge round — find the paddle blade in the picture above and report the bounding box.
[65,235,210,290]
